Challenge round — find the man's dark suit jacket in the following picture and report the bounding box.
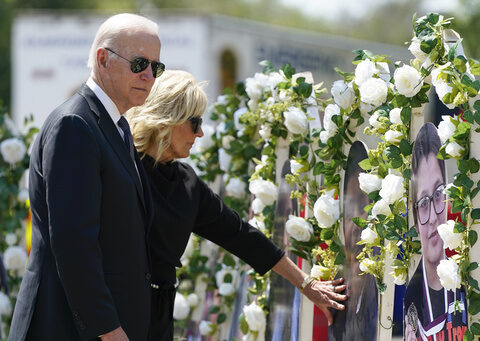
[8,85,153,341]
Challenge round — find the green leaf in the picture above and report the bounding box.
[400,107,412,124]
[467,262,479,272]
[321,228,334,241]
[464,329,474,341]
[405,226,418,238]
[458,159,469,174]
[470,158,480,174]
[469,291,480,315]
[282,63,296,79]
[469,230,478,247]
[334,252,346,265]
[453,54,467,74]
[209,305,221,314]
[420,35,438,54]
[471,209,480,220]
[239,314,249,334]
[313,162,324,176]
[472,323,480,335]
[223,253,236,267]
[352,217,368,228]
[358,158,372,171]
[454,222,466,233]
[299,145,309,157]
[463,110,475,124]
[399,139,412,156]
[217,313,227,324]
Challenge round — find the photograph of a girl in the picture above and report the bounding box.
[403,122,468,341]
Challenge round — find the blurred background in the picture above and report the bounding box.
[0,0,478,127]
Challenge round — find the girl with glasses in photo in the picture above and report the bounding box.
[403,123,468,341]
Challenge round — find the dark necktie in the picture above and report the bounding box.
[118,116,135,164]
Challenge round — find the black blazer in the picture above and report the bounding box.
[9,85,153,341]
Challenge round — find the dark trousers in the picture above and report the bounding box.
[148,285,175,341]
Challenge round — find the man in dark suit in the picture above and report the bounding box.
[9,13,162,341]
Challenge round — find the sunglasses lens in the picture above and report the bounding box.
[189,118,202,134]
[131,58,149,73]
[151,62,165,78]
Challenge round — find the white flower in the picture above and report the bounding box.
[199,320,214,336]
[331,80,355,109]
[320,130,332,144]
[446,141,464,158]
[310,265,330,280]
[389,108,402,125]
[222,135,235,149]
[438,220,462,250]
[267,72,285,89]
[359,78,388,107]
[430,68,445,87]
[285,215,313,242]
[379,174,405,205]
[226,178,246,199]
[218,148,232,172]
[323,104,341,134]
[369,111,383,129]
[290,160,303,174]
[215,266,238,288]
[187,293,199,307]
[219,283,235,296]
[361,227,378,244]
[173,293,190,320]
[408,37,428,62]
[249,179,278,206]
[17,188,29,203]
[0,292,12,316]
[437,259,461,291]
[371,199,392,217]
[385,130,403,144]
[393,272,406,285]
[3,245,27,271]
[217,95,229,105]
[245,75,263,100]
[358,173,382,194]
[435,82,455,109]
[243,302,266,332]
[1,138,27,165]
[259,124,272,140]
[5,233,17,246]
[283,107,308,135]
[359,101,375,115]
[376,62,391,82]
[248,217,266,230]
[194,124,215,153]
[359,258,376,273]
[394,65,423,97]
[234,107,248,133]
[437,115,456,144]
[251,198,265,214]
[215,121,227,139]
[313,190,340,228]
[4,116,20,136]
[355,59,378,86]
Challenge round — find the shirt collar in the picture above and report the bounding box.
[86,77,122,124]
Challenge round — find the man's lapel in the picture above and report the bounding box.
[78,84,147,211]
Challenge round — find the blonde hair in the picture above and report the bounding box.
[87,13,158,70]
[126,70,207,162]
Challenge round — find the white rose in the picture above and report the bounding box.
[243,302,266,332]
[408,37,428,62]
[283,107,308,135]
[219,283,235,296]
[0,138,27,165]
[0,291,12,316]
[331,80,355,109]
[361,227,378,244]
[371,199,392,217]
[358,173,382,194]
[355,59,377,86]
[323,104,341,134]
[385,130,403,144]
[199,320,214,336]
[226,178,246,199]
[437,115,456,144]
[438,220,462,250]
[187,293,199,307]
[393,272,406,285]
[267,72,285,89]
[369,110,383,129]
[245,76,263,100]
[3,245,27,271]
[222,135,235,149]
[389,108,402,125]
[379,174,405,205]
[17,188,29,203]
[251,198,265,214]
[359,258,376,273]
[310,265,330,280]
[5,233,17,246]
[215,266,238,288]
[234,107,248,133]
[285,215,313,242]
[430,68,444,87]
[194,124,215,152]
[173,293,190,320]
[359,78,388,107]
[4,116,20,136]
[313,190,340,228]
[437,259,461,291]
[259,124,272,140]
[446,141,464,158]
[249,179,278,206]
[290,160,303,174]
[394,65,423,98]
[359,101,375,115]
[218,148,232,172]
[248,217,266,230]
[319,130,330,144]
[217,95,229,105]
[216,121,227,139]
[435,82,455,109]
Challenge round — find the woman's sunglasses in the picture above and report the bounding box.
[188,117,203,134]
[105,47,165,78]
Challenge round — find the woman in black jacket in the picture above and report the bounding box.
[127,70,347,340]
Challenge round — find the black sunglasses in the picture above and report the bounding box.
[105,47,165,78]
[188,117,203,134]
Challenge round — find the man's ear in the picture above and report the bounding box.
[97,48,108,68]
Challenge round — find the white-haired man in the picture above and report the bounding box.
[9,13,163,341]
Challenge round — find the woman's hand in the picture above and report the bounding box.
[404,315,417,341]
[302,278,347,326]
